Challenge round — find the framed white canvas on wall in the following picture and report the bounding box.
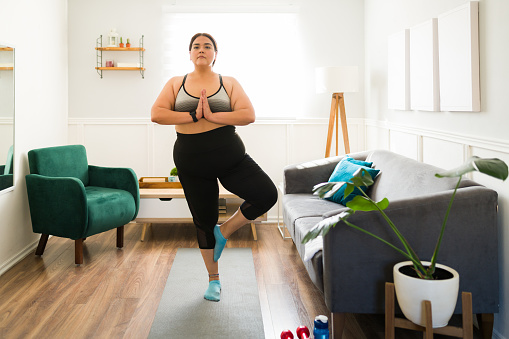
[438,1,480,112]
[409,18,439,112]
[387,29,410,111]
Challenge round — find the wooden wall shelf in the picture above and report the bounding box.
[0,47,13,70]
[95,47,145,51]
[96,35,145,78]
[95,67,146,71]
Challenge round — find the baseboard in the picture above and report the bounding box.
[0,238,40,277]
[265,216,280,224]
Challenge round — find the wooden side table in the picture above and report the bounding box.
[385,282,473,339]
[136,185,264,241]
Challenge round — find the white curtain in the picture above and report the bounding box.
[161,11,304,118]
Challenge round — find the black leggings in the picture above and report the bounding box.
[173,126,278,249]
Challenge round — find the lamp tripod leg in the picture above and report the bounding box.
[338,93,350,154]
[325,94,338,158]
[325,93,350,157]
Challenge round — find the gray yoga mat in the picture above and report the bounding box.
[148,248,264,339]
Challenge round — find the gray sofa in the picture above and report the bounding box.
[282,149,498,338]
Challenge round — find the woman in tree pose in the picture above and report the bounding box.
[151,33,277,302]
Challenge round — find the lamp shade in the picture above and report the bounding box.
[315,66,359,94]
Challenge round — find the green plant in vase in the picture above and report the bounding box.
[169,167,178,182]
[119,37,124,48]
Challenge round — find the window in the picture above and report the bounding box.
[162,11,304,118]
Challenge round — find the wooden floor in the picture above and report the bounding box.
[0,223,481,339]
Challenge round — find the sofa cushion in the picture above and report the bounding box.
[85,186,136,237]
[326,157,380,205]
[283,194,344,238]
[294,217,325,292]
[366,150,478,202]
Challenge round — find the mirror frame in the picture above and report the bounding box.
[0,42,14,196]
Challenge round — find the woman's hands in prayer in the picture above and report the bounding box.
[199,89,214,122]
[195,89,205,121]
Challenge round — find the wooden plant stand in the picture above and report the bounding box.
[385,282,473,339]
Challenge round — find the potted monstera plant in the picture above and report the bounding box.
[303,156,507,328]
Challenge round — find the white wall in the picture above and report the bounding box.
[68,0,365,120]
[67,0,365,221]
[0,0,68,274]
[364,0,509,337]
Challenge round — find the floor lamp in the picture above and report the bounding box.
[316,66,358,157]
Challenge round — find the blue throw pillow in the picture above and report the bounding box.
[326,157,380,205]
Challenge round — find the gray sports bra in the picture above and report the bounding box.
[174,74,232,113]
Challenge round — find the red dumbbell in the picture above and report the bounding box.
[296,326,310,339]
[280,329,294,339]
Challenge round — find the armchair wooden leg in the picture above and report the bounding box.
[332,312,346,339]
[35,234,49,256]
[477,313,494,339]
[117,225,124,248]
[75,239,83,265]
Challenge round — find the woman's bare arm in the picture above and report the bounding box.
[151,77,203,125]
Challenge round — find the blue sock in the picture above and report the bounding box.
[213,225,227,262]
[204,280,221,302]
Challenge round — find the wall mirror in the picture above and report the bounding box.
[0,44,14,193]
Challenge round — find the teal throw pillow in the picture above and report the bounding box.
[326,157,380,205]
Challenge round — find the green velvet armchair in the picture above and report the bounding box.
[26,145,140,265]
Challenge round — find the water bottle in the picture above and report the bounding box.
[313,315,329,339]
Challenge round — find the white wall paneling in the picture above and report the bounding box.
[152,123,178,176]
[69,118,365,221]
[365,119,509,160]
[84,124,150,175]
[422,136,465,169]
[387,29,410,110]
[389,130,420,161]
[365,122,390,151]
[438,1,480,112]
[410,18,440,112]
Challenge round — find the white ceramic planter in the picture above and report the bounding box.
[393,261,459,328]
